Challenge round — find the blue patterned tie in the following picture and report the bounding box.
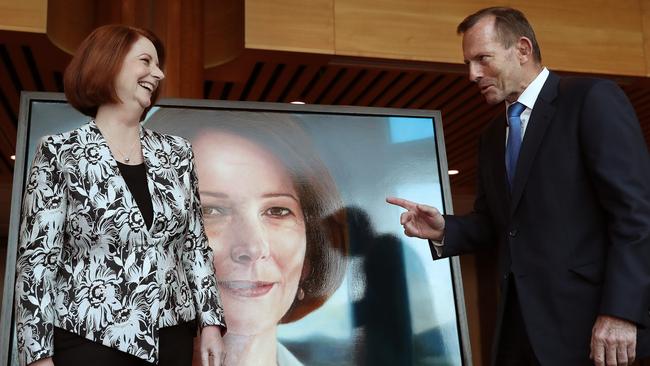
[506,102,526,188]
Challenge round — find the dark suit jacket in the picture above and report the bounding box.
[439,71,650,365]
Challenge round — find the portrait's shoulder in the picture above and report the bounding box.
[276,342,304,366]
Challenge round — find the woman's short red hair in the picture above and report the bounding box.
[64,24,165,118]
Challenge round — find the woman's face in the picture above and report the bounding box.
[114,36,164,111]
[192,131,307,336]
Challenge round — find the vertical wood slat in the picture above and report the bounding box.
[352,70,397,106]
[154,0,204,99]
[341,69,384,106]
[244,62,274,102]
[303,67,341,104]
[369,72,420,107]
[0,46,20,120]
[5,44,37,92]
[263,63,301,102]
[280,65,326,103]
[318,67,362,105]
[384,72,428,108]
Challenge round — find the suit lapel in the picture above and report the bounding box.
[485,116,511,215]
[510,72,559,213]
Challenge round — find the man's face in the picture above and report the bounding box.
[462,16,523,105]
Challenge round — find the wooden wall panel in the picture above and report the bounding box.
[245,0,650,77]
[514,0,646,76]
[0,0,46,33]
[334,0,492,63]
[204,0,244,68]
[245,0,334,54]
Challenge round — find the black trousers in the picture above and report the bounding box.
[53,321,195,366]
[495,280,541,366]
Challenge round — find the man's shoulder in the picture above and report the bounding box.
[556,74,618,95]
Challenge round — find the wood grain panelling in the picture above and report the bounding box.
[515,0,646,76]
[246,0,650,77]
[334,0,491,63]
[641,0,650,76]
[0,0,46,33]
[152,0,204,98]
[46,0,95,54]
[204,0,244,68]
[246,0,334,54]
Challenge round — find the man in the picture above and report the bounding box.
[387,7,650,366]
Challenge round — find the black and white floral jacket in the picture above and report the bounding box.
[15,121,225,365]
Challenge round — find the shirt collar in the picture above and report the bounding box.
[506,67,549,111]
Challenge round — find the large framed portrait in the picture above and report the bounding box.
[1,92,471,365]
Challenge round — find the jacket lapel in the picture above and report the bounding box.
[510,72,559,213]
[140,128,164,235]
[87,120,122,182]
[88,120,159,236]
[485,116,511,215]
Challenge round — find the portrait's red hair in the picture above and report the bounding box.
[64,24,165,118]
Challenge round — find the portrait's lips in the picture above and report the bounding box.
[218,280,275,298]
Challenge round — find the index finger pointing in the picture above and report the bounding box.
[386,196,418,210]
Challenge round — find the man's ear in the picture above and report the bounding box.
[517,36,534,63]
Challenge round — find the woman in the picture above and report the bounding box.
[14,25,226,366]
[151,111,348,366]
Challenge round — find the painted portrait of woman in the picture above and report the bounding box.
[150,110,349,366]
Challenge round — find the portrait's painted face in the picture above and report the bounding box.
[114,36,164,110]
[462,16,524,105]
[192,131,307,336]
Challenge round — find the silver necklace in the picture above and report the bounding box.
[116,138,140,163]
[97,121,141,163]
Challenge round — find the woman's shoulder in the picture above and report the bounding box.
[37,122,93,147]
[143,128,191,149]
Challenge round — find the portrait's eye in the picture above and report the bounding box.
[202,206,230,217]
[478,55,490,63]
[141,57,150,65]
[265,206,292,218]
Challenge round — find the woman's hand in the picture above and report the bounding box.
[200,325,225,366]
[29,357,54,366]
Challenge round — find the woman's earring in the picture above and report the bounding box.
[297,287,305,301]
